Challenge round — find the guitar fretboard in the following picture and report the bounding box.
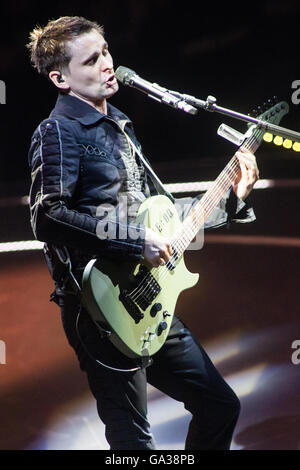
[171,126,262,257]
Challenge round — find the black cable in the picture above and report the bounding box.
[75,306,143,373]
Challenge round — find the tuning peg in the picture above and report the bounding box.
[256,105,263,116]
[263,98,273,110]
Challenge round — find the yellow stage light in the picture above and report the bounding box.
[292,142,300,152]
[263,132,273,142]
[283,139,293,149]
[274,136,283,146]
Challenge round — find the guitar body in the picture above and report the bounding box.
[81,195,199,359]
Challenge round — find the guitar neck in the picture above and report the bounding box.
[171,125,263,256]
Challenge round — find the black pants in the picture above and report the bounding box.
[58,291,240,450]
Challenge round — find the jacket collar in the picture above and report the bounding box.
[50,93,132,127]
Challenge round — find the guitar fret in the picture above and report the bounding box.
[169,103,289,261]
[172,157,240,255]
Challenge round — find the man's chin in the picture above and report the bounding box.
[105,82,119,98]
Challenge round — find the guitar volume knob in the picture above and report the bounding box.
[150,302,162,317]
[157,321,168,336]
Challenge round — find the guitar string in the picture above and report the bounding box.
[129,143,247,299]
[164,128,263,260]
[169,130,263,259]
[129,129,262,306]
[128,161,238,306]
[166,130,262,260]
[129,131,259,306]
[128,157,240,306]
[133,126,266,313]
[129,149,250,306]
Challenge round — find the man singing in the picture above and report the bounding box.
[27,16,259,450]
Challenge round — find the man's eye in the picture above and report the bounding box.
[88,56,98,65]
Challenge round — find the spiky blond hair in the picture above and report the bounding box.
[27,16,104,77]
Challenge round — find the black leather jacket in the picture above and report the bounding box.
[28,93,255,282]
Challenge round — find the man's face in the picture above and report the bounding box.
[63,29,119,109]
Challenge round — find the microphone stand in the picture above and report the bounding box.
[169,92,300,142]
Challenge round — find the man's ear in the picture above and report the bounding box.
[49,70,69,91]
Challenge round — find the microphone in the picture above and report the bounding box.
[168,90,209,110]
[115,66,198,115]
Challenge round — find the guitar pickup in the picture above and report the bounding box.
[119,290,144,324]
[132,265,161,310]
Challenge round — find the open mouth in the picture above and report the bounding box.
[106,74,117,86]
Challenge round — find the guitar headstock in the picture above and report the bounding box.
[249,97,289,126]
[248,98,299,150]
[217,98,291,151]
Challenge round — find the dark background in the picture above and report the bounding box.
[1,0,300,198]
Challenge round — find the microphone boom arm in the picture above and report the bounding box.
[169,92,300,142]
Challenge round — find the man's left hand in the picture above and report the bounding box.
[233,148,259,200]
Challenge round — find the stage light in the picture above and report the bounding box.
[273,135,283,146]
[283,139,293,149]
[0,240,43,253]
[292,142,300,152]
[263,132,273,142]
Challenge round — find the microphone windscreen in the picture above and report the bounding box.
[115,66,136,85]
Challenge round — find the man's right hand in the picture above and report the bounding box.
[142,227,173,268]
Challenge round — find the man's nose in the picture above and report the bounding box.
[102,55,113,71]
